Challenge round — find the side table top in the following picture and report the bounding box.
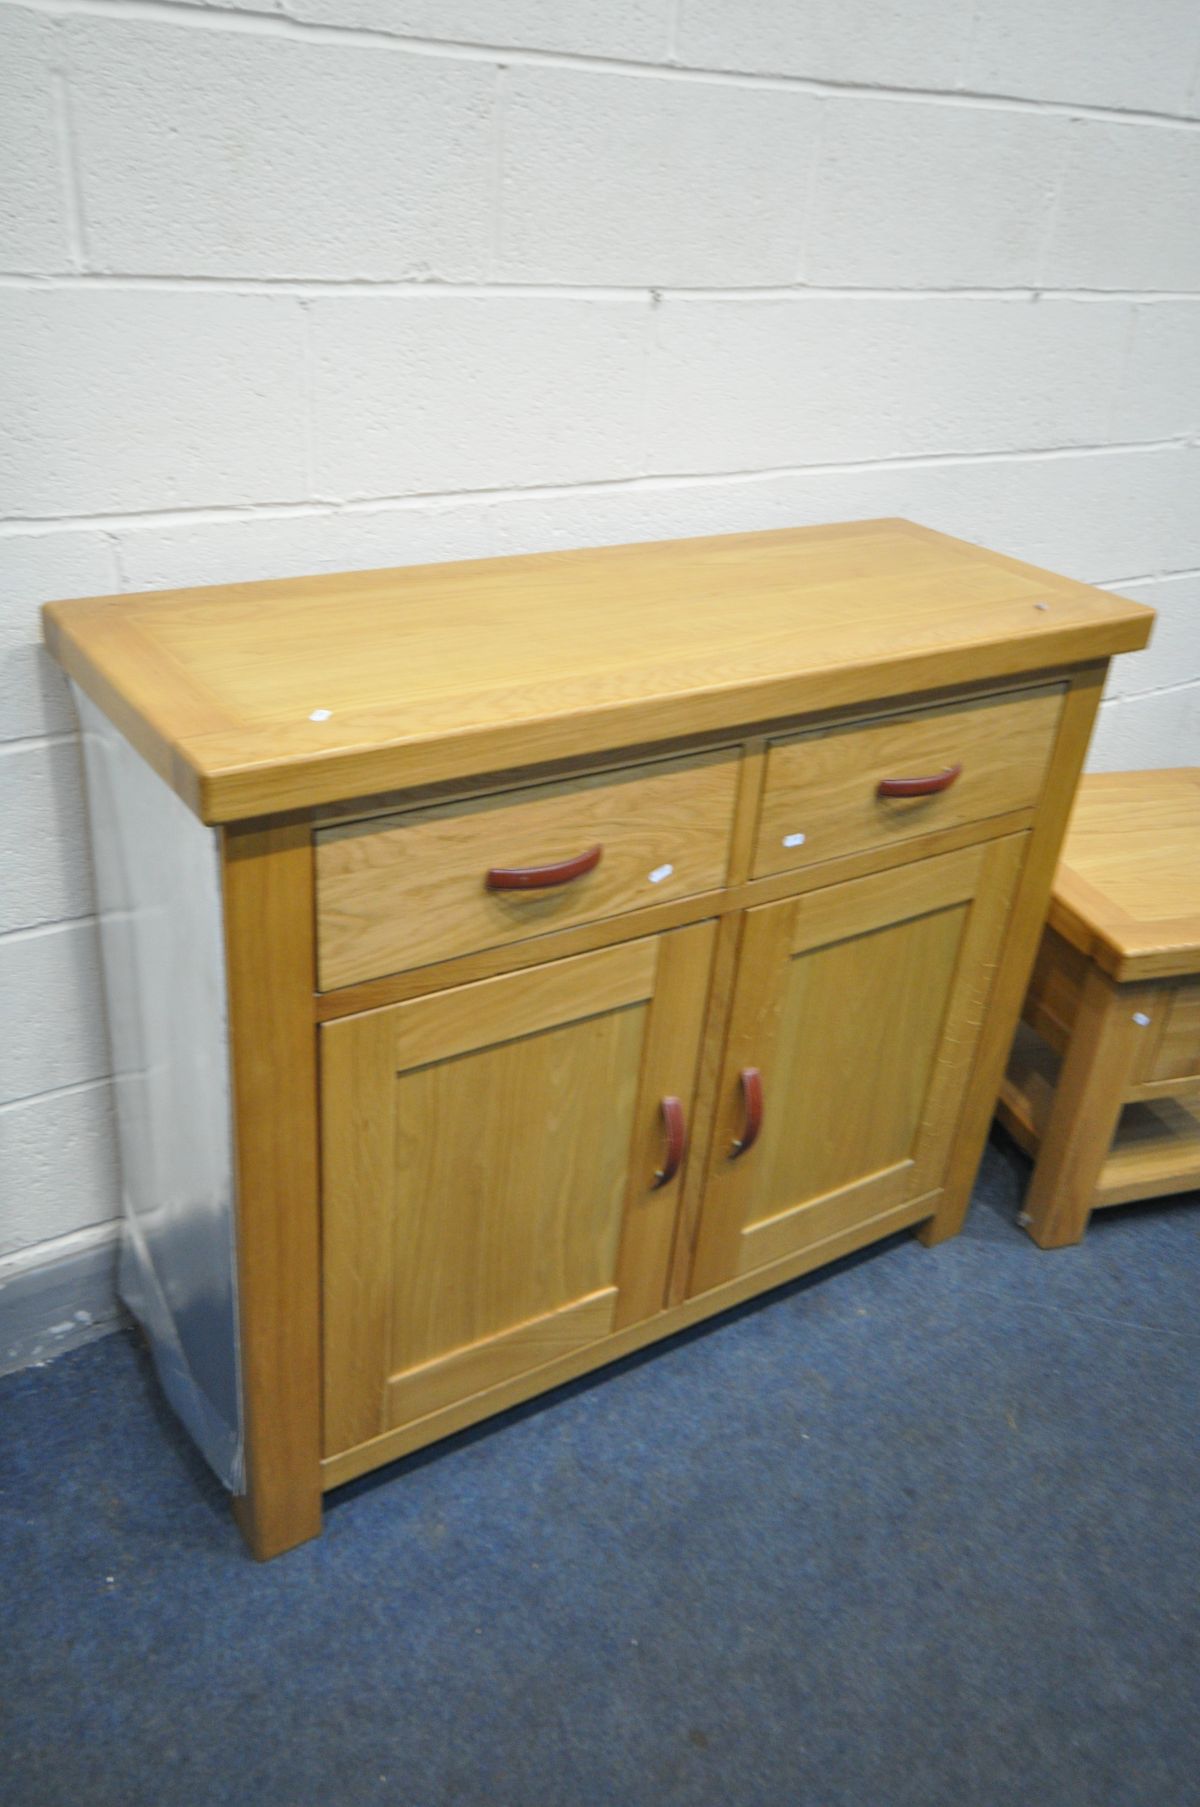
[1050,769,1200,981]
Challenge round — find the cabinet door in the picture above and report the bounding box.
[688,836,1025,1295]
[321,922,715,1457]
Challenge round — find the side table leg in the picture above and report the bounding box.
[1023,966,1154,1248]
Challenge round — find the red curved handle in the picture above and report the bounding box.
[486,844,603,891]
[877,762,962,799]
[730,1067,763,1157]
[652,1095,685,1190]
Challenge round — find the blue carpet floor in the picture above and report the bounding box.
[2,1135,1198,1807]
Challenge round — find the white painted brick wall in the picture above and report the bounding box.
[646,298,1133,471]
[1,741,95,935]
[0,532,118,739]
[1104,574,1200,700]
[310,296,652,495]
[2,0,1198,1335]
[0,9,65,272]
[965,0,1200,117]
[674,0,971,89]
[500,70,819,286]
[1047,124,1200,289]
[805,102,1067,289]
[0,291,309,514]
[0,923,111,1101]
[1,1082,119,1259]
[1113,303,1200,441]
[68,22,496,279]
[253,1,674,62]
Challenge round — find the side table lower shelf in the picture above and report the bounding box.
[999,1020,1200,1223]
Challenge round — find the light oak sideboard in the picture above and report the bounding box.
[44,520,1152,1559]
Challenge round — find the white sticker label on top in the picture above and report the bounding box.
[782,832,807,848]
[648,863,674,885]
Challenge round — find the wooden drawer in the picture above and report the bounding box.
[752,683,1064,880]
[1143,982,1200,1085]
[315,748,740,989]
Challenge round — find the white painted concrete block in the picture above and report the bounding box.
[114,500,509,590]
[807,101,1065,288]
[646,298,1129,473]
[0,1084,120,1257]
[1112,303,1200,442]
[865,445,1200,583]
[286,0,673,59]
[430,445,1200,593]
[0,291,307,517]
[500,68,817,285]
[0,534,118,742]
[0,922,110,1107]
[1045,122,1200,290]
[68,19,494,279]
[1104,574,1200,699]
[1,741,95,936]
[675,0,969,88]
[1087,683,1200,770]
[0,9,68,274]
[311,297,650,498]
[966,0,1200,117]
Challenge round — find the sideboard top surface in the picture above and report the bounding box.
[43,518,1152,823]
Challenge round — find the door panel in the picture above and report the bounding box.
[688,835,1025,1295]
[745,899,964,1225]
[386,1006,642,1381]
[321,924,715,1456]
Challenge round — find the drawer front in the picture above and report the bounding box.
[753,683,1064,880]
[1146,983,1200,1085]
[316,749,739,988]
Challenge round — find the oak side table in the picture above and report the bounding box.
[998,769,1200,1247]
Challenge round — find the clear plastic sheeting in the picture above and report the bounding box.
[74,687,243,1490]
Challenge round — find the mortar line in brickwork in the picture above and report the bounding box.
[49,64,87,270]
[1,275,1198,304]
[955,0,983,95]
[664,0,680,66]
[0,1226,122,1296]
[1105,674,1200,706]
[0,438,1193,542]
[488,64,507,283]
[0,915,99,945]
[1106,305,1144,445]
[17,0,1200,133]
[103,529,127,590]
[793,92,828,287]
[0,732,81,756]
[296,299,315,496]
[1104,569,1200,590]
[0,1075,114,1120]
[1032,118,1077,291]
[2,448,1192,545]
[1,437,1194,534]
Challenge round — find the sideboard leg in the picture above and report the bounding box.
[919,665,1105,1247]
[223,819,324,1560]
[232,1476,321,1563]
